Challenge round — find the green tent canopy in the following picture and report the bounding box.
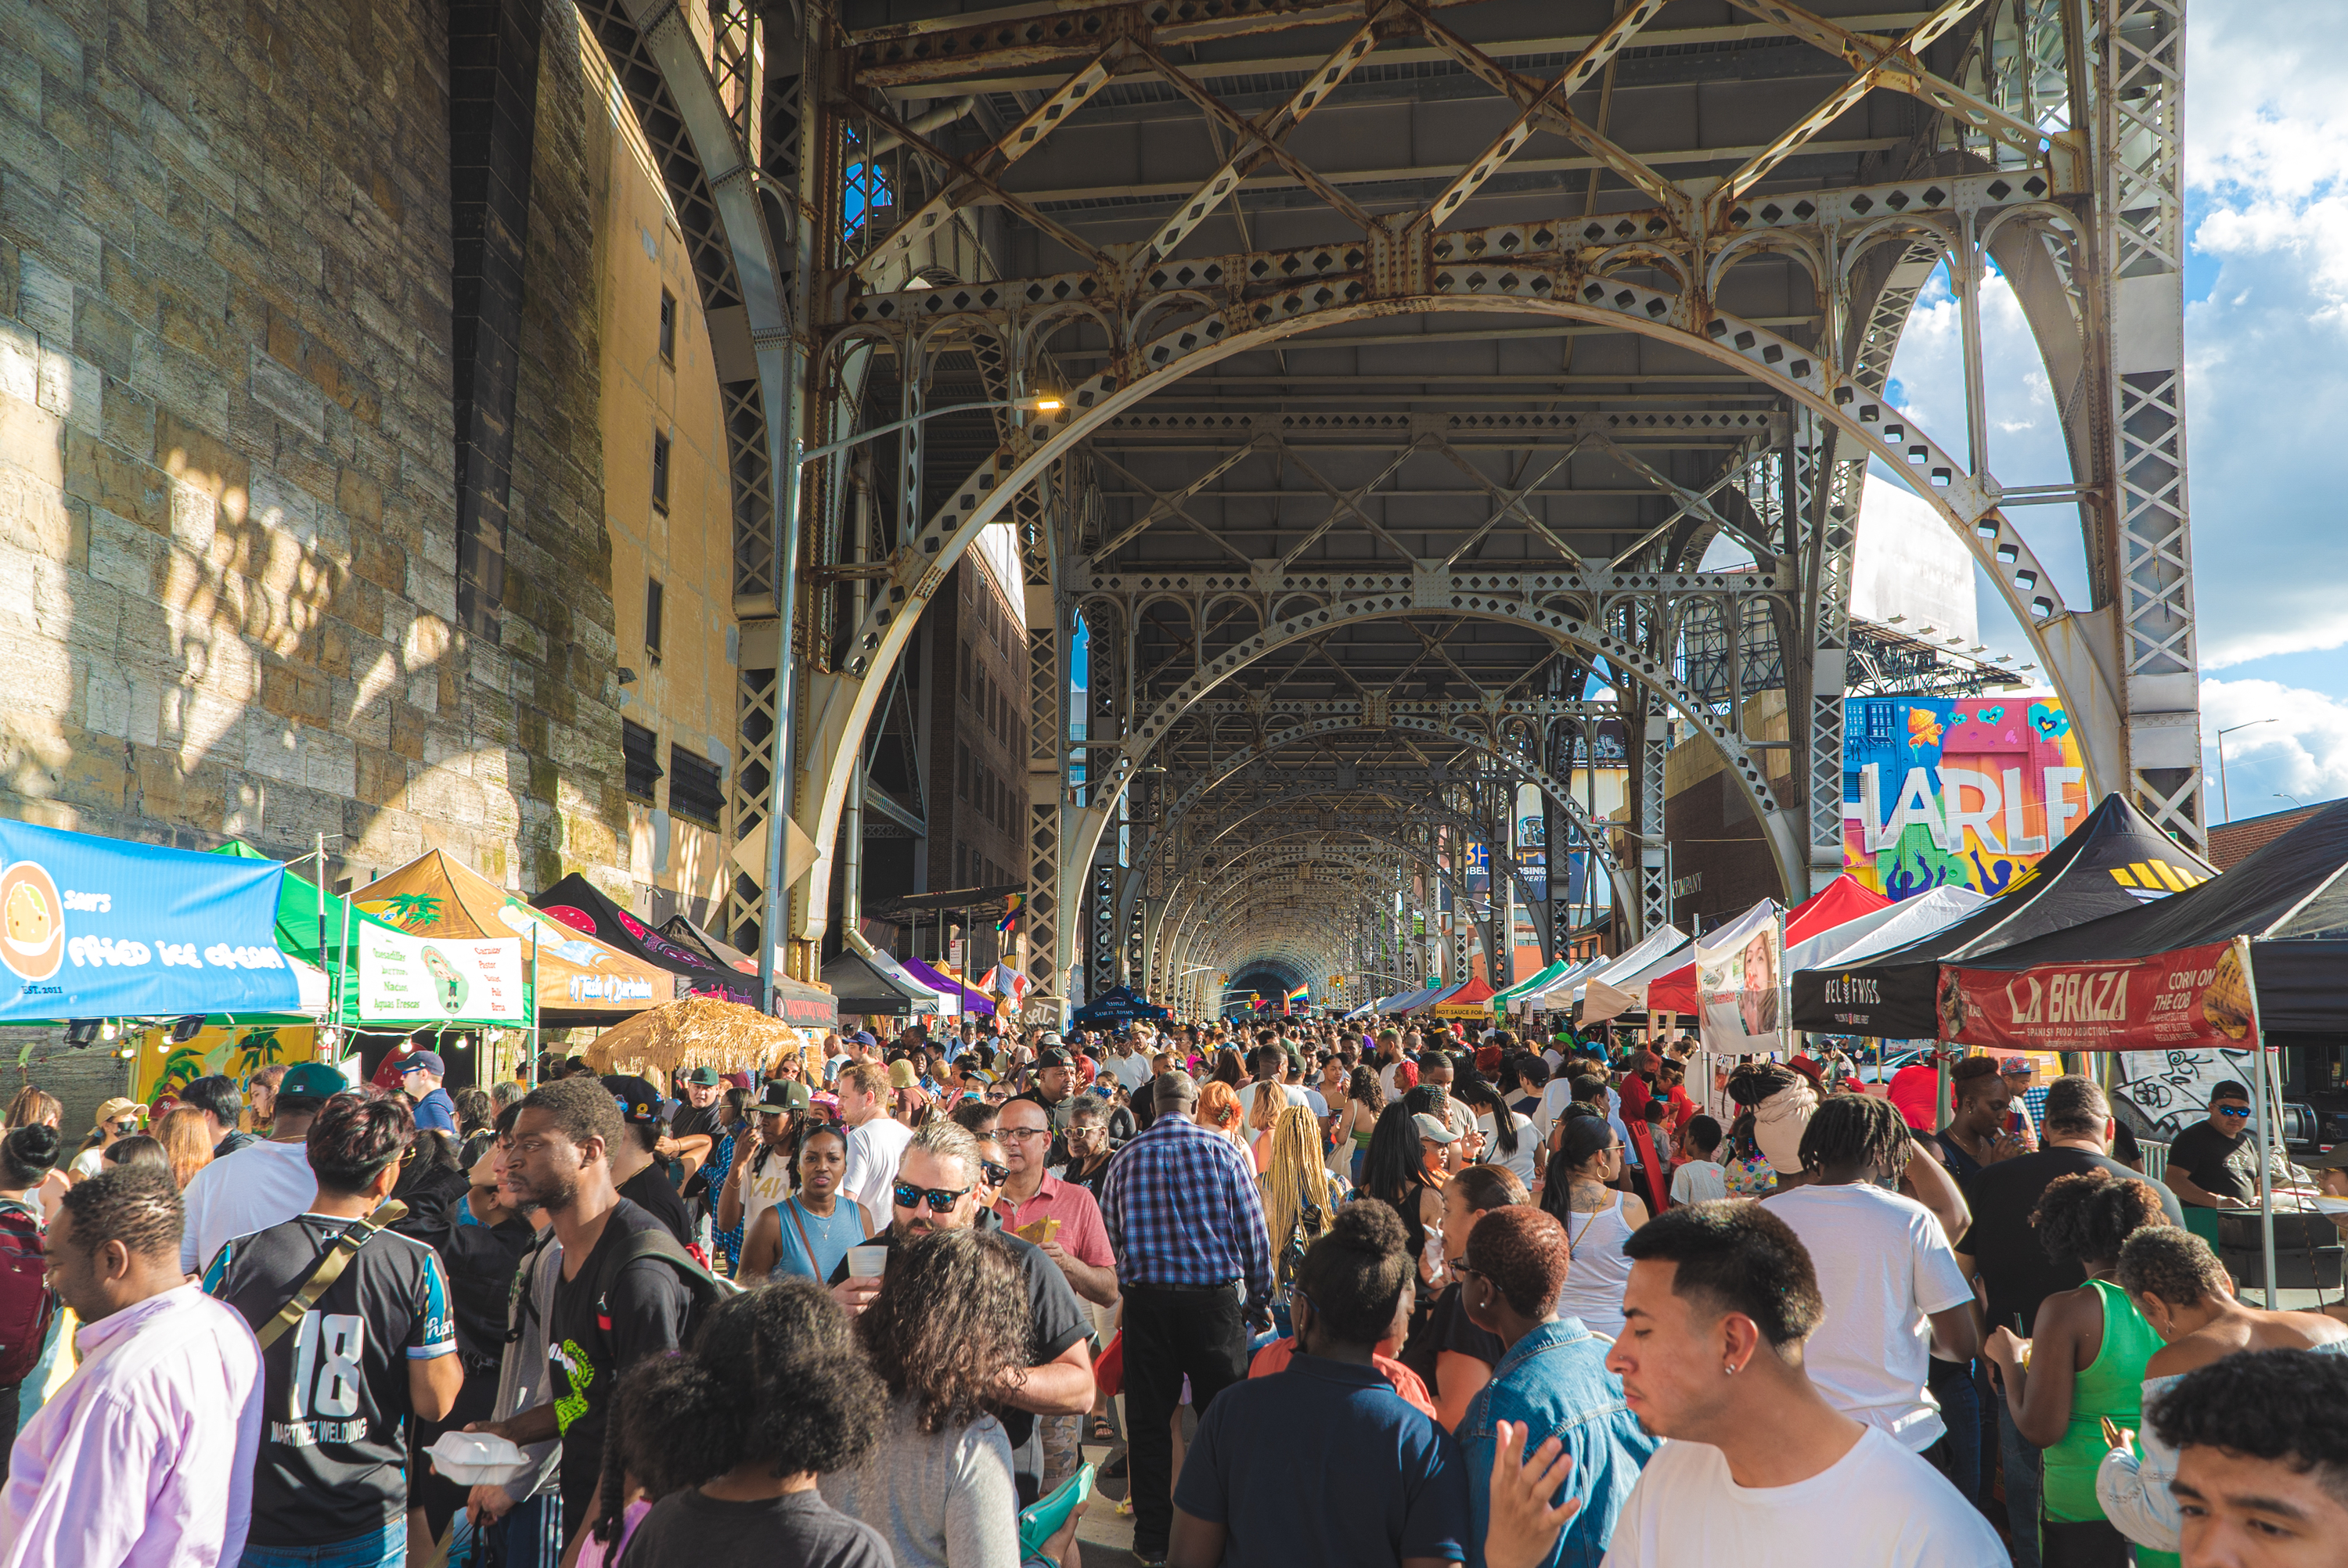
[211,842,532,1027]
[1489,958,1572,1013]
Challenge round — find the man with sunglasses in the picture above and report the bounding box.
[2164,1081,2263,1210]
[825,1120,1095,1506]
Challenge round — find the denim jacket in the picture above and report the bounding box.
[1460,1318,1660,1568]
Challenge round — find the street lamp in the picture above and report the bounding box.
[2214,718,2275,823]
[797,393,1066,466]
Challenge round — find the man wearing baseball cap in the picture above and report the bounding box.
[717,1078,808,1246]
[394,1048,459,1135]
[179,1060,351,1274]
[599,1076,694,1247]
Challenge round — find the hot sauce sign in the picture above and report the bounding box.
[1936,941,2249,1052]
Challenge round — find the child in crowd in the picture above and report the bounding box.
[1669,1116,1727,1207]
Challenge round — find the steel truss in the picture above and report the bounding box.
[561,0,2199,1004]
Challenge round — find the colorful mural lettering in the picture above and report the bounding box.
[1842,696,2091,900]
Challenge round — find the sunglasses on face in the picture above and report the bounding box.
[979,1160,1010,1186]
[2213,1105,2252,1119]
[893,1181,973,1213]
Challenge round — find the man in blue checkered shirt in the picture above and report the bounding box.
[1101,1070,1273,1567]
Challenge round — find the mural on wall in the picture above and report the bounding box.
[2109,1046,2259,1138]
[1842,696,2091,900]
[136,1023,319,1109]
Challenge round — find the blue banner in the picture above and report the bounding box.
[0,819,300,1022]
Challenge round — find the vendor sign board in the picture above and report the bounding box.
[355,927,528,1023]
[137,1022,319,1108]
[0,819,298,1021]
[1937,940,2249,1052]
[1694,901,1784,1055]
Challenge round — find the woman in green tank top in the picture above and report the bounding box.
[1984,1171,2173,1567]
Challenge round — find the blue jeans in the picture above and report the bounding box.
[1998,1383,2043,1568]
[241,1520,405,1568]
[1926,1356,1982,1509]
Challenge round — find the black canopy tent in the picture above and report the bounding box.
[659,913,841,1032]
[1071,985,1172,1029]
[532,874,753,1005]
[1790,793,2217,1038]
[1936,800,2348,1304]
[820,948,928,1016]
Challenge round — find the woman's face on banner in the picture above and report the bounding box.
[1741,934,1775,992]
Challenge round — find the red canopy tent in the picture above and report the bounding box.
[1644,875,1892,1014]
[1430,974,1497,1018]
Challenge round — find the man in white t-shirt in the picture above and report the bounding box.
[837,1062,916,1232]
[1763,1095,1978,1456]
[1596,1200,2004,1568]
[177,1061,348,1273]
[1110,1037,1154,1092]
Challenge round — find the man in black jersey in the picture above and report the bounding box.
[206,1093,463,1566]
[472,1075,697,1554]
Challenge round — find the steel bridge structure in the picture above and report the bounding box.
[571,0,2196,1019]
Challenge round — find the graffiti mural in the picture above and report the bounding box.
[2110,1047,2255,1138]
[1842,696,2092,901]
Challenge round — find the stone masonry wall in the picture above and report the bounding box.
[0,0,628,901]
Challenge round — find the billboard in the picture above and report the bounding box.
[1842,696,2090,901]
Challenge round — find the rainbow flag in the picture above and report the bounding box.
[1284,984,1309,1004]
[997,893,1024,935]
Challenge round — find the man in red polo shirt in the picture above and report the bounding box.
[996,1095,1120,1505]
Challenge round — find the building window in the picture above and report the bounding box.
[658,290,676,365]
[623,721,663,803]
[651,431,671,513]
[668,743,724,827]
[644,577,664,662]
[957,742,971,801]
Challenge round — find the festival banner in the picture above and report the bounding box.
[355,926,529,1024]
[1936,940,2245,1052]
[1694,900,1784,1056]
[1842,696,2091,900]
[0,818,299,1022]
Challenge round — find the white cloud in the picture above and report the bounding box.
[1870,5,2348,683]
[2199,676,2348,817]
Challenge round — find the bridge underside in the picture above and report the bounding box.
[594,0,2199,1017]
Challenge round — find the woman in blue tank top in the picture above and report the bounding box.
[741,1122,872,1282]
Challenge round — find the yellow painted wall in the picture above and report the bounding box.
[582,31,735,922]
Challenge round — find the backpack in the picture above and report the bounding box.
[0,1199,56,1387]
[579,1215,741,1362]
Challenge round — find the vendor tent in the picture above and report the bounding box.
[1939,797,2348,1048]
[214,842,529,1030]
[1782,883,1989,975]
[1490,958,1571,1014]
[1560,924,1689,1021]
[896,954,996,1016]
[0,819,302,1023]
[1516,953,1614,1012]
[535,874,754,1006]
[1788,793,2213,1038]
[1431,975,1497,1018]
[1377,981,1445,1016]
[1937,797,2348,1306]
[352,851,672,1027]
[822,948,932,1016]
[1644,876,1892,1014]
[1071,984,1170,1028]
[659,915,841,1030]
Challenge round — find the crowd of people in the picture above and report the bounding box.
[0,1012,2336,1568]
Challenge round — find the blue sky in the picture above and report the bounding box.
[1877,2,2348,825]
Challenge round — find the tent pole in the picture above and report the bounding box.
[2237,936,2279,1310]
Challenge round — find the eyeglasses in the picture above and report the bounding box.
[978,1160,1009,1186]
[892,1181,973,1213]
[998,1125,1052,1142]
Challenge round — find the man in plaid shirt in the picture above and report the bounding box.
[1102,1071,1273,1567]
